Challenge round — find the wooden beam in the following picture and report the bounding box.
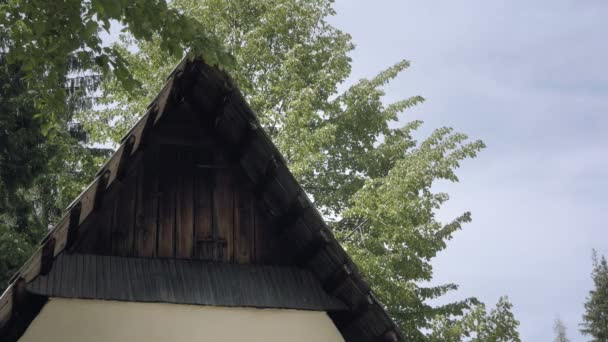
[186,63,233,122]
[233,121,258,155]
[208,97,259,162]
[139,108,159,150]
[39,237,56,276]
[294,229,331,265]
[151,73,177,124]
[322,263,353,294]
[93,170,110,210]
[336,293,376,331]
[353,294,375,316]
[274,191,310,236]
[116,135,136,181]
[216,119,258,163]
[0,285,13,330]
[11,277,25,316]
[65,202,82,251]
[254,157,278,199]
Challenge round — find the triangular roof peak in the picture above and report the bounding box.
[0,58,403,342]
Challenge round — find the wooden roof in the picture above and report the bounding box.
[27,254,346,311]
[0,58,404,342]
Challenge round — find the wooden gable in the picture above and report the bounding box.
[0,58,404,342]
[73,111,288,265]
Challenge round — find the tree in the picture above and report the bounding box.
[0,55,108,285]
[76,0,519,339]
[0,54,57,284]
[581,250,608,341]
[553,318,570,342]
[428,297,521,342]
[0,24,110,285]
[0,0,231,134]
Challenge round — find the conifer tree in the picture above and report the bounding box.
[581,250,608,341]
[553,318,570,342]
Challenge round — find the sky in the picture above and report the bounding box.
[329,0,608,340]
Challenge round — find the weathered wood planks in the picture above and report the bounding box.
[176,150,194,258]
[194,150,214,259]
[112,169,138,256]
[157,145,177,257]
[136,145,159,257]
[234,182,253,263]
[212,151,234,262]
[72,143,274,264]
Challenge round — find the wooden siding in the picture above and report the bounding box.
[75,143,286,265]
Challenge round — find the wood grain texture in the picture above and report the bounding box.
[194,149,214,259]
[213,151,233,262]
[141,145,160,257]
[234,186,253,264]
[176,150,194,258]
[92,193,115,254]
[72,143,276,265]
[157,145,176,257]
[134,155,155,257]
[254,208,273,263]
[112,170,137,256]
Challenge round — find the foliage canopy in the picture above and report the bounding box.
[0,0,522,339]
[0,54,108,285]
[0,0,230,134]
[428,297,521,341]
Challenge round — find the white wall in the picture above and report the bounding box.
[19,298,345,342]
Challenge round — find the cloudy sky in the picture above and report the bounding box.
[101,1,605,338]
[329,0,608,340]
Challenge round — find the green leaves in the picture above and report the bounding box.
[580,250,608,341]
[0,54,108,286]
[92,0,126,19]
[428,297,521,342]
[84,20,100,38]
[0,0,232,136]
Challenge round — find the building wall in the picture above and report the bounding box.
[19,298,345,342]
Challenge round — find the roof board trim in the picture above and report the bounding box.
[27,254,347,311]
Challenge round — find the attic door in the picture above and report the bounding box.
[76,143,286,264]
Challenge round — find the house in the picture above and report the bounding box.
[0,58,404,342]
